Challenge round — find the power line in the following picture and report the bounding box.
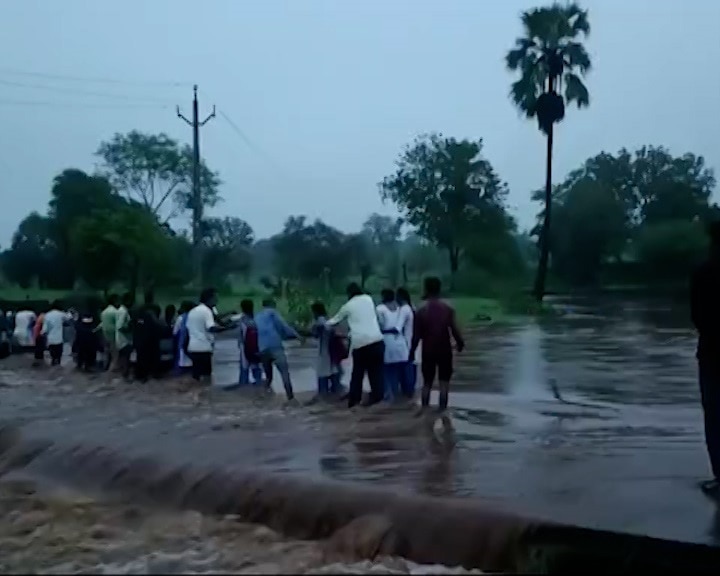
[0,98,170,110]
[216,108,288,173]
[0,66,190,88]
[0,78,176,104]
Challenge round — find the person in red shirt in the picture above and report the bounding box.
[410,277,465,413]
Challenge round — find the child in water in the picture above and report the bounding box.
[310,301,347,398]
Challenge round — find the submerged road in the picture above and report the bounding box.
[0,295,717,546]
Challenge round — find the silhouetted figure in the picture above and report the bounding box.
[410,277,465,413]
[74,302,100,372]
[133,291,161,382]
[691,221,720,494]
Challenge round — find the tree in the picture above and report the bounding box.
[380,133,510,286]
[550,177,627,285]
[362,213,403,285]
[506,2,591,300]
[70,203,175,291]
[96,131,221,221]
[272,216,355,287]
[200,216,254,286]
[47,168,119,286]
[635,220,707,283]
[2,213,59,289]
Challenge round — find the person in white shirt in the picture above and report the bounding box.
[13,309,36,349]
[396,287,417,398]
[376,289,409,402]
[42,300,69,366]
[186,288,229,383]
[327,283,384,408]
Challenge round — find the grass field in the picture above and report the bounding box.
[0,287,530,324]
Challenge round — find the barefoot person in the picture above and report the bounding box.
[100,294,119,371]
[310,301,346,398]
[376,289,409,402]
[327,283,384,409]
[42,300,69,366]
[237,299,264,386]
[691,221,720,495]
[396,287,417,398]
[410,277,464,413]
[186,288,225,385]
[255,298,299,401]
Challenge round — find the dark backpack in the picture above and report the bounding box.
[329,334,349,365]
[243,322,260,363]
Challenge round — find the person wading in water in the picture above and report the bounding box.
[691,221,720,495]
[410,277,465,414]
[327,283,385,409]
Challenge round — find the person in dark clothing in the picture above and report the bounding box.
[133,291,162,382]
[74,304,100,372]
[691,221,720,494]
[164,304,177,328]
[410,276,465,413]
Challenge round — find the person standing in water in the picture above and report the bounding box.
[255,298,300,401]
[396,287,417,398]
[115,293,134,379]
[691,221,720,495]
[310,301,346,398]
[410,277,464,413]
[100,294,119,371]
[376,289,409,402]
[236,299,264,386]
[172,301,194,377]
[42,300,69,366]
[327,283,384,408]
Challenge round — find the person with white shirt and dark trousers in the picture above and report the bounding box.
[186,287,233,383]
[42,300,70,366]
[327,283,385,408]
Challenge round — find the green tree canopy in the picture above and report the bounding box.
[379,133,512,281]
[96,131,221,221]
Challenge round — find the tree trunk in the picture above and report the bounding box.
[402,262,408,286]
[533,71,557,303]
[449,247,460,290]
[533,122,554,302]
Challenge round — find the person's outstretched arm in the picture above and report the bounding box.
[273,310,300,340]
[449,307,465,352]
[326,303,349,327]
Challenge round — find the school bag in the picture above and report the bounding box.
[329,334,349,365]
[243,320,260,363]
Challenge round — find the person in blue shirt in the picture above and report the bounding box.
[254,298,300,401]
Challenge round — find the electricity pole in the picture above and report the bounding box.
[177,85,215,289]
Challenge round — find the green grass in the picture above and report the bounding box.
[0,287,532,324]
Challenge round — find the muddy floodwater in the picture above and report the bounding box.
[0,295,718,558]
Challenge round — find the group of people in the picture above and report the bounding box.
[0,276,465,413]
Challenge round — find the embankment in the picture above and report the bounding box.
[0,423,718,574]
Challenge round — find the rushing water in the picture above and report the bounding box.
[0,295,716,548]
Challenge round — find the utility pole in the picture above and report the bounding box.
[177,85,215,289]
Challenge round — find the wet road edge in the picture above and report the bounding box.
[0,422,718,574]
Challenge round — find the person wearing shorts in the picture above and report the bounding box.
[410,276,465,413]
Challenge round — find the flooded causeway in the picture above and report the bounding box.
[0,295,717,566]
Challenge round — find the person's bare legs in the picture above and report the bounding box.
[438,380,450,412]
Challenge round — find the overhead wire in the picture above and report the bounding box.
[0,66,190,88]
[0,78,178,104]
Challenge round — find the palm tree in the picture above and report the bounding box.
[506,2,591,301]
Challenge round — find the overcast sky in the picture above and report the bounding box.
[1,0,718,246]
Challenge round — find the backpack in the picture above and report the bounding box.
[329,334,349,365]
[243,322,260,363]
